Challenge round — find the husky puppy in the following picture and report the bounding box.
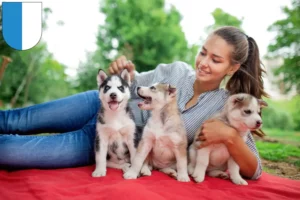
[123,83,190,182]
[188,93,268,185]
[92,69,137,177]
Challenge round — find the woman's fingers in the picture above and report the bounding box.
[108,56,137,79]
[196,135,206,142]
[111,62,119,74]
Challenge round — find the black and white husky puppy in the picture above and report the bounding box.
[92,69,137,177]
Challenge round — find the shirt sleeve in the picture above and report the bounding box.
[129,62,185,99]
[245,132,262,180]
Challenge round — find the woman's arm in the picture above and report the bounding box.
[224,129,261,179]
[198,119,262,179]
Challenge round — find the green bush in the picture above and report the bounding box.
[262,104,294,130]
[289,95,300,131]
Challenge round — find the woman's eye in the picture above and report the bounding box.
[212,59,220,63]
[200,52,206,56]
[244,110,252,115]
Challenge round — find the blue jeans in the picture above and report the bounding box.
[0,90,100,169]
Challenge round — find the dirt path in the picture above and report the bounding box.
[262,159,300,180]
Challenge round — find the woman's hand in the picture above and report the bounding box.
[108,55,136,80]
[196,119,237,148]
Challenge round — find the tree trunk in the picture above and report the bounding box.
[10,56,37,107]
[23,66,37,106]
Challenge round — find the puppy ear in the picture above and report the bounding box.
[232,94,244,104]
[168,84,177,97]
[120,69,131,86]
[97,69,108,87]
[258,99,268,108]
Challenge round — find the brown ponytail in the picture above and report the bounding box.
[213,26,269,137]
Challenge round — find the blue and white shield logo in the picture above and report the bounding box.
[2,2,42,50]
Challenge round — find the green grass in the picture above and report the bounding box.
[256,141,300,167]
[263,128,300,143]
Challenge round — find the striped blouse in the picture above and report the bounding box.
[128,61,262,180]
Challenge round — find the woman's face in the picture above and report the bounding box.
[195,34,239,85]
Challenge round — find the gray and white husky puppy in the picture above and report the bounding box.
[92,69,138,177]
[123,83,190,182]
[188,93,268,185]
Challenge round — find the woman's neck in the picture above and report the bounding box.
[193,79,220,96]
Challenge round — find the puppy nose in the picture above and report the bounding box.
[137,87,141,91]
[110,93,117,99]
[256,120,262,127]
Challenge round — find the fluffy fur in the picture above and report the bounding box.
[123,83,190,182]
[92,69,137,177]
[188,93,268,185]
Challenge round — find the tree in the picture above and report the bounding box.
[0,7,74,107]
[0,41,74,107]
[206,8,243,33]
[267,0,300,94]
[75,0,191,91]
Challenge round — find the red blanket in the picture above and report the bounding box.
[0,166,299,200]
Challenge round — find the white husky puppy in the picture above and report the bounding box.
[123,83,190,182]
[188,93,268,185]
[92,69,137,177]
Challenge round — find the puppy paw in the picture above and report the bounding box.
[193,175,205,183]
[187,164,194,175]
[231,177,248,185]
[218,172,229,180]
[123,170,138,179]
[92,168,106,177]
[177,173,190,182]
[121,163,131,173]
[208,170,229,179]
[140,165,152,176]
[192,171,205,183]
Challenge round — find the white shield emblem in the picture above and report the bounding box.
[2,2,42,50]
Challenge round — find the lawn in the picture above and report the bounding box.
[256,140,300,167]
[263,128,300,144]
[255,128,300,179]
[256,128,300,169]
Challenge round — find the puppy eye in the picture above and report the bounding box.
[118,86,124,92]
[244,110,252,115]
[150,86,156,90]
[104,86,111,91]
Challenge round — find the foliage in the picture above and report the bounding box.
[262,96,300,131]
[289,95,300,130]
[206,8,243,33]
[0,42,74,107]
[261,102,294,131]
[0,7,74,107]
[75,0,192,92]
[267,0,300,94]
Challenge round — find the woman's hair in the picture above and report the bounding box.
[213,26,269,137]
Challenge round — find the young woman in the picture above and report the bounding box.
[0,26,268,180]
